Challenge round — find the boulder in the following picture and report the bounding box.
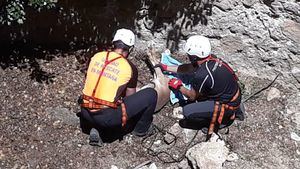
[286,93,300,131]
[45,107,79,126]
[164,123,198,144]
[242,0,259,8]
[164,123,182,144]
[267,87,281,101]
[172,107,184,119]
[186,134,231,169]
[291,132,300,142]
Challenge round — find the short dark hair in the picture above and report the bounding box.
[113,40,131,51]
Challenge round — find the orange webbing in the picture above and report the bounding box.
[206,89,241,141]
[82,51,122,109]
[230,88,240,102]
[82,94,117,108]
[92,52,122,97]
[81,52,129,127]
[218,89,240,124]
[207,101,220,141]
[211,57,238,81]
[82,96,128,127]
[197,55,238,81]
[197,55,212,65]
[82,95,128,127]
[121,102,128,127]
[217,104,226,124]
[80,103,109,109]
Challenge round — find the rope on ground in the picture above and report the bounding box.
[243,73,282,103]
[141,124,200,164]
[133,160,152,169]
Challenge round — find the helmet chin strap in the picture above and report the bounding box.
[188,55,200,63]
[128,46,134,54]
[113,45,134,58]
[122,46,134,58]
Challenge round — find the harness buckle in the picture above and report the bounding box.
[88,99,94,108]
[117,99,123,105]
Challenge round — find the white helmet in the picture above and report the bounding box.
[112,28,135,47]
[184,35,211,58]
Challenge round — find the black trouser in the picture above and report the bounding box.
[79,88,157,136]
[179,100,241,130]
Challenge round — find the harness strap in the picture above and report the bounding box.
[197,55,238,81]
[207,101,220,141]
[92,52,122,97]
[81,94,117,108]
[217,104,226,126]
[197,55,213,65]
[230,87,240,102]
[82,52,122,108]
[206,88,240,141]
[120,101,128,127]
[81,51,129,127]
[81,96,128,127]
[81,103,109,109]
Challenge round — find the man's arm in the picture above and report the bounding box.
[159,63,197,74]
[168,78,199,101]
[125,87,136,97]
[165,65,179,73]
[179,86,199,101]
[126,60,138,97]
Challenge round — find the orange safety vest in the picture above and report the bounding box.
[81,51,132,126]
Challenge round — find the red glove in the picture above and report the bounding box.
[154,63,168,72]
[168,78,183,90]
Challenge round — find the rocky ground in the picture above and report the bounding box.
[1,0,300,168]
[0,49,299,169]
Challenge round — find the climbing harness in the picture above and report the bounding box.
[81,52,128,127]
[197,55,238,81]
[196,55,240,141]
[206,88,240,141]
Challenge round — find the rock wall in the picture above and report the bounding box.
[135,0,300,90]
[4,0,299,90]
[134,2,300,168]
[1,1,300,169]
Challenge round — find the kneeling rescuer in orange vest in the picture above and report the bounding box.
[78,28,157,146]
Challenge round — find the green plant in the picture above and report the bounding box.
[0,0,57,25]
[28,0,57,11]
[5,0,26,25]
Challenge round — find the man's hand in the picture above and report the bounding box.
[154,63,168,72]
[168,78,183,90]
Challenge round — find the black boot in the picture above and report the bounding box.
[132,124,155,137]
[89,128,103,147]
[235,102,245,121]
